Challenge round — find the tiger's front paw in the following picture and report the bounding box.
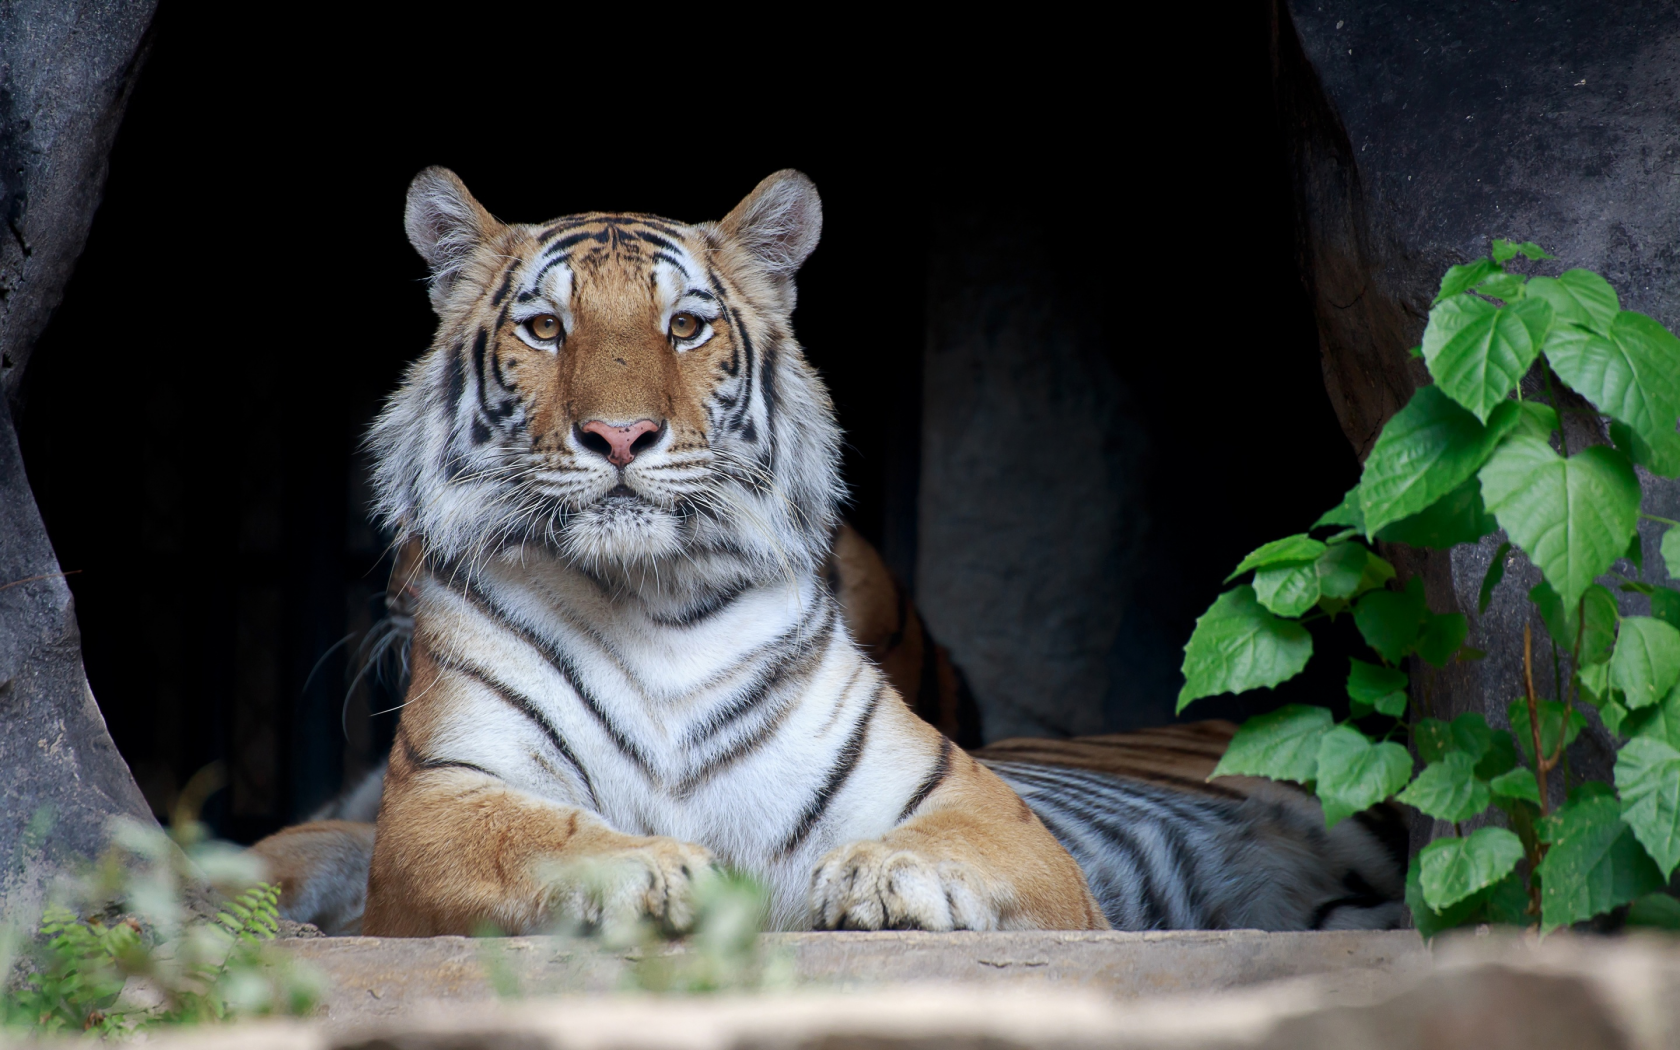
[542,837,716,934]
[809,840,999,931]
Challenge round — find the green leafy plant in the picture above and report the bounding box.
[1178,239,1680,935]
[2,787,321,1036]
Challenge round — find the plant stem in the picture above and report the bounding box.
[1539,358,1570,458]
[1642,512,1680,528]
[1524,623,1550,816]
[1569,597,1584,717]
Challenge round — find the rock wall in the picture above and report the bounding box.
[1274,0,1680,835]
[0,0,159,913]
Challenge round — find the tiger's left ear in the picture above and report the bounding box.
[719,170,823,297]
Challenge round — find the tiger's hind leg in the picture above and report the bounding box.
[248,820,377,935]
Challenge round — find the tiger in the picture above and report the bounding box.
[250,168,1406,937]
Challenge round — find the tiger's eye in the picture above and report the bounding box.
[528,314,561,341]
[669,313,700,340]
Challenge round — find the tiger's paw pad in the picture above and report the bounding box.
[808,840,998,931]
[541,837,716,934]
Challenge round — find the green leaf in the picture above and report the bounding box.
[1405,859,1479,939]
[1473,271,1527,301]
[1315,542,1371,601]
[1624,686,1680,749]
[1435,259,1502,304]
[1314,725,1413,827]
[1417,612,1470,668]
[1423,295,1552,422]
[1490,768,1542,805]
[1610,419,1680,478]
[1579,584,1620,666]
[1419,827,1525,911]
[1479,436,1641,608]
[1602,698,1633,736]
[1479,542,1514,614]
[1515,401,1561,439]
[1358,551,1397,594]
[1625,528,1645,573]
[1491,239,1554,264]
[1652,588,1680,632]
[1665,529,1680,581]
[1375,476,1499,550]
[1610,616,1680,709]
[1210,704,1334,783]
[1225,535,1326,583]
[1508,697,1588,763]
[1405,861,1529,938]
[1252,562,1321,617]
[1615,736,1680,878]
[1475,730,1520,781]
[1578,660,1613,707]
[1526,270,1618,333]
[1373,692,1408,718]
[1626,892,1680,930]
[1536,794,1664,931]
[1530,580,1580,649]
[1397,751,1490,823]
[1358,388,1521,536]
[1546,311,1680,453]
[1414,713,1496,765]
[1178,587,1315,712]
[1353,576,1429,664]
[1347,658,1408,705]
[1314,487,1365,531]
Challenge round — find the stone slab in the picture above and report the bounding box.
[21,931,1680,1050]
[280,930,1427,1027]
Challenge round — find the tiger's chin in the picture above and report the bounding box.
[558,493,685,569]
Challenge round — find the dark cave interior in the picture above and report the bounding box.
[15,7,1362,843]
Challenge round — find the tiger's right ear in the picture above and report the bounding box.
[405,167,501,310]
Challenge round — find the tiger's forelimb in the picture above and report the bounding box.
[808,724,1106,931]
[364,743,715,937]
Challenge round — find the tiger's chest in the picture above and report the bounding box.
[409,557,907,864]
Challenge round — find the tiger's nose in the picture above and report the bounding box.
[577,419,664,467]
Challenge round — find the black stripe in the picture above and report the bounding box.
[673,641,833,797]
[778,684,883,856]
[544,230,603,256]
[646,577,754,628]
[441,337,466,408]
[470,327,490,411]
[429,649,600,809]
[438,563,654,778]
[684,603,837,748]
[490,263,520,306]
[400,731,497,780]
[530,251,572,288]
[898,736,954,823]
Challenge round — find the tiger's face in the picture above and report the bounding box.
[370,169,841,585]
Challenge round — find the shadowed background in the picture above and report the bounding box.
[14,7,1358,843]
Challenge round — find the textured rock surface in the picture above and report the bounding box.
[1275,0,1680,839]
[0,0,157,399]
[24,931,1680,1049]
[0,0,160,913]
[281,929,1425,1024]
[0,397,153,918]
[917,216,1148,740]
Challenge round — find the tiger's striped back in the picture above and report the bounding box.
[976,725,1408,931]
